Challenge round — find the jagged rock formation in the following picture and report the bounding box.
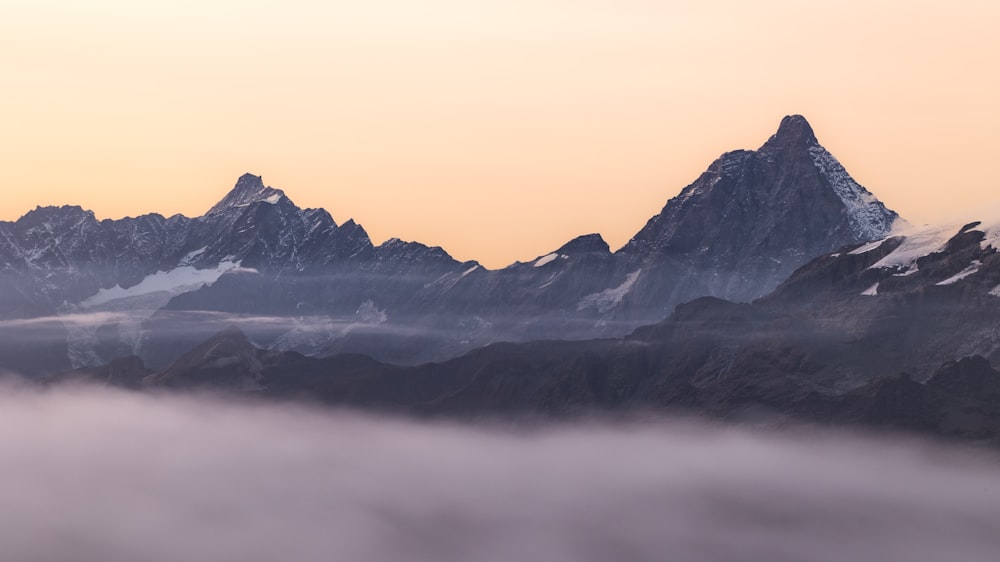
[610,115,897,319]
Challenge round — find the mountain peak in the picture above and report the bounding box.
[763,114,818,148]
[206,174,288,215]
[620,112,899,298]
[556,233,611,255]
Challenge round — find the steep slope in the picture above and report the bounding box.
[609,115,898,320]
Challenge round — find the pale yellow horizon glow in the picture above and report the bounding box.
[1,1,997,268]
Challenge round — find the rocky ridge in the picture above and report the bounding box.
[0,116,901,372]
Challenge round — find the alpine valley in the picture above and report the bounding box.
[11,116,1000,441]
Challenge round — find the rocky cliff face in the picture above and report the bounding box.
[610,115,898,320]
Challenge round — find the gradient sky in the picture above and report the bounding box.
[2,1,997,268]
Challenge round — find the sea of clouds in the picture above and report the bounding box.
[0,383,999,562]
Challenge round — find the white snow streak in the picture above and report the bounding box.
[868,203,1000,271]
[79,261,243,309]
[848,240,885,255]
[936,261,981,286]
[577,270,642,313]
[533,253,559,268]
[809,145,896,241]
[869,223,958,270]
[179,246,208,265]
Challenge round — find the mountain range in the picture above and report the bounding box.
[15,113,1000,442]
[55,212,1000,442]
[0,115,899,375]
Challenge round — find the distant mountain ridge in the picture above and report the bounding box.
[70,214,1000,444]
[0,115,901,373]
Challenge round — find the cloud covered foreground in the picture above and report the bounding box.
[2,385,1000,562]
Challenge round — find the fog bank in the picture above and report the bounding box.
[1,384,999,562]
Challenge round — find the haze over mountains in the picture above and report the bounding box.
[5,113,1000,443]
[1,115,900,374]
[62,211,1000,442]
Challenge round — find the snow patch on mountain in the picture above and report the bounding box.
[849,240,885,255]
[976,213,1000,251]
[534,253,559,268]
[539,272,560,289]
[79,261,244,309]
[936,261,982,286]
[61,261,250,367]
[577,270,642,313]
[808,145,896,241]
[180,246,208,266]
[870,223,958,270]
[861,283,879,296]
[870,205,1000,271]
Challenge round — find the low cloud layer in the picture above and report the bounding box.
[1,384,999,561]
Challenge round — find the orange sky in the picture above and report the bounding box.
[2,1,997,268]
